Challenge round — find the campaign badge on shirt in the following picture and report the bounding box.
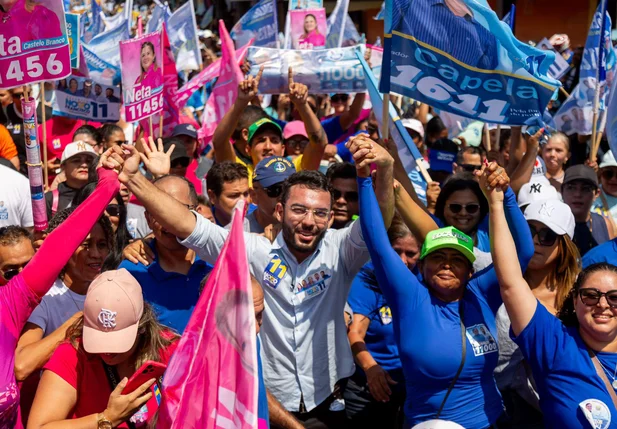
[52,138,61,149]
[579,399,611,429]
[465,324,498,357]
[0,202,7,220]
[263,256,287,289]
[379,306,392,325]
[295,270,331,300]
[11,124,20,134]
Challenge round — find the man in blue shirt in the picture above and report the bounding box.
[119,175,212,333]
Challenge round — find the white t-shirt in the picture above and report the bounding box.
[28,279,86,336]
[0,165,33,228]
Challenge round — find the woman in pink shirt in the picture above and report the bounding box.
[134,42,163,89]
[0,0,63,43]
[298,14,325,49]
[0,148,123,428]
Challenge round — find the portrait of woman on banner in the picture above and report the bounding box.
[0,0,63,44]
[134,41,163,89]
[297,13,325,49]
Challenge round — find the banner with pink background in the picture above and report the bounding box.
[0,0,71,89]
[289,8,327,50]
[22,97,48,230]
[120,31,164,122]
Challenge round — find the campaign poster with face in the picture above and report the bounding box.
[289,8,326,50]
[120,31,164,122]
[52,75,121,122]
[0,0,71,89]
[65,12,79,68]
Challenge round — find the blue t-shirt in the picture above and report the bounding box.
[514,303,617,429]
[358,177,534,428]
[118,240,213,333]
[348,262,402,375]
[257,336,270,428]
[582,238,617,268]
[432,214,491,252]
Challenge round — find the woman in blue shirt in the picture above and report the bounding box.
[345,218,420,428]
[491,168,617,428]
[354,141,534,427]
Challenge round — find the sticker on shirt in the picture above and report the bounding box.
[0,202,7,220]
[52,138,62,149]
[263,256,288,289]
[11,124,20,134]
[379,306,392,325]
[295,270,331,300]
[579,399,611,429]
[465,324,498,356]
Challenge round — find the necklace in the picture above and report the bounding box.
[597,357,617,389]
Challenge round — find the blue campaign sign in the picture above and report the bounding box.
[66,13,80,68]
[82,45,122,85]
[52,75,121,122]
[381,0,561,125]
[231,0,278,48]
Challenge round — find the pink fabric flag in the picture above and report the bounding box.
[174,40,252,110]
[157,201,258,429]
[136,15,143,36]
[197,20,244,150]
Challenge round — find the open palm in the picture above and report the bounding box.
[140,137,173,179]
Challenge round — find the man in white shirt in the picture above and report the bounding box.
[0,164,33,229]
[119,134,395,427]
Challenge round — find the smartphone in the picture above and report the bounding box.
[122,361,167,395]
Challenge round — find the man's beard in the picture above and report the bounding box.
[282,221,327,255]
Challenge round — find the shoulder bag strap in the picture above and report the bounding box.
[436,299,467,419]
[587,346,617,410]
[102,362,137,429]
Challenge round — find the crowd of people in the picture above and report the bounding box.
[2,2,617,427]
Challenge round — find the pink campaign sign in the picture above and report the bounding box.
[290,8,327,50]
[120,31,164,123]
[0,0,71,89]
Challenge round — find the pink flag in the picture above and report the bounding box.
[157,201,258,429]
[72,46,90,78]
[137,16,144,36]
[198,21,244,150]
[174,41,252,110]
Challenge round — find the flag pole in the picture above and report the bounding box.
[40,83,48,190]
[382,93,390,141]
[590,0,608,162]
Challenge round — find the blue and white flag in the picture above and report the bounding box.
[554,3,615,135]
[231,0,278,48]
[147,0,171,34]
[536,38,570,80]
[103,11,126,30]
[501,4,515,31]
[201,6,214,28]
[82,0,105,43]
[381,0,560,125]
[374,2,385,20]
[167,0,203,71]
[82,45,121,85]
[82,17,128,85]
[606,70,617,154]
[326,0,349,48]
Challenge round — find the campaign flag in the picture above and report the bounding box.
[198,21,243,149]
[201,6,214,28]
[230,0,278,48]
[175,42,252,109]
[247,46,365,94]
[167,0,202,71]
[374,2,385,20]
[0,0,71,89]
[147,0,171,33]
[325,0,349,49]
[82,17,128,85]
[380,0,561,125]
[82,45,120,85]
[158,201,258,429]
[606,73,617,155]
[120,31,164,122]
[289,0,322,8]
[536,38,570,80]
[53,75,121,121]
[102,9,126,30]
[501,4,515,31]
[84,0,105,43]
[289,8,327,49]
[66,13,81,68]
[554,4,615,135]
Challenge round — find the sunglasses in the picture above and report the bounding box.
[460,164,482,173]
[286,139,309,149]
[331,95,349,104]
[333,189,359,203]
[448,203,480,214]
[264,183,283,199]
[1,268,20,281]
[602,169,617,181]
[528,223,558,246]
[578,288,617,308]
[171,158,190,168]
[106,204,121,217]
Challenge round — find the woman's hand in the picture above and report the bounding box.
[98,146,127,174]
[103,377,155,427]
[347,134,394,178]
[140,136,173,179]
[238,65,264,105]
[476,161,509,204]
[426,181,441,211]
[365,364,397,402]
[122,237,155,266]
[119,145,143,185]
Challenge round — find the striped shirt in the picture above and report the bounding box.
[391,0,499,70]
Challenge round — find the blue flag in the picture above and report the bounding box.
[147,0,171,34]
[82,0,105,43]
[167,0,203,71]
[82,45,122,85]
[501,4,515,31]
[374,2,385,20]
[606,68,617,155]
[380,0,560,125]
[82,17,128,85]
[230,0,278,48]
[326,0,349,48]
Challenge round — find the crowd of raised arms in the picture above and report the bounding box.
[2,0,617,428]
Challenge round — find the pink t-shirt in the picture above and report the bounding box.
[298,31,325,49]
[135,65,163,90]
[0,0,63,43]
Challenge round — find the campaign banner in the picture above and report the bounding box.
[231,0,278,48]
[289,0,322,8]
[174,42,252,109]
[0,0,71,89]
[167,0,202,72]
[66,13,80,68]
[82,0,104,43]
[289,8,327,50]
[82,45,120,85]
[82,16,128,85]
[325,0,348,49]
[381,0,561,125]
[536,38,569,80]
[120,31,164,122]
[22,98,48,231]
[247,46,366,94]
[607,73,617,155]
[52,76,121,121]
[147,0,171,34]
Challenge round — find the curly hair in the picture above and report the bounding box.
[0,226,31,247]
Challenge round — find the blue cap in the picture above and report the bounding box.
[253,156,296,188]
[428,150,456,173]
[172,124,198,139]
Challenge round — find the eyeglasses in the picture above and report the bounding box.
[171,158,190,168]
[287,204,330,223]
[578,288,617,308]
[460,164,482,173]
[602,169,617,181]
[333,189,359,203]
[528,223,558,246]
[264,183,283,199]
[448,203,480,214]
[1,267,20,281]
[562,183,597,194]
[105,204,121,217]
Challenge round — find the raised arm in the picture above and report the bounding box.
[287,67,327,172]
[339,92,366,131]
[394,182,439,241]
[509,129,542,195]
[212,66,264,164]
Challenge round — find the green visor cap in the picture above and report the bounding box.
[247,118,283,145]
[420,226,476,264]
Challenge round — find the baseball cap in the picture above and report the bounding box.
[401,118,424,139]
[82,269,144,354]
[563,164,598,188]
[420,226,476,264]
[525,200,575,239]
[253,156,296,188]
[172,124,198,139]
[247,118,282,146]
[163,139,190,163]
[600,150,617,169]
[517,178,560,208]
[283,121,308,140]
[60,141,97,164]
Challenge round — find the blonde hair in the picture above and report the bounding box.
[547,132,570,152]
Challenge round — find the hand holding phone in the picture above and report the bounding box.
[122,361,167,395]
